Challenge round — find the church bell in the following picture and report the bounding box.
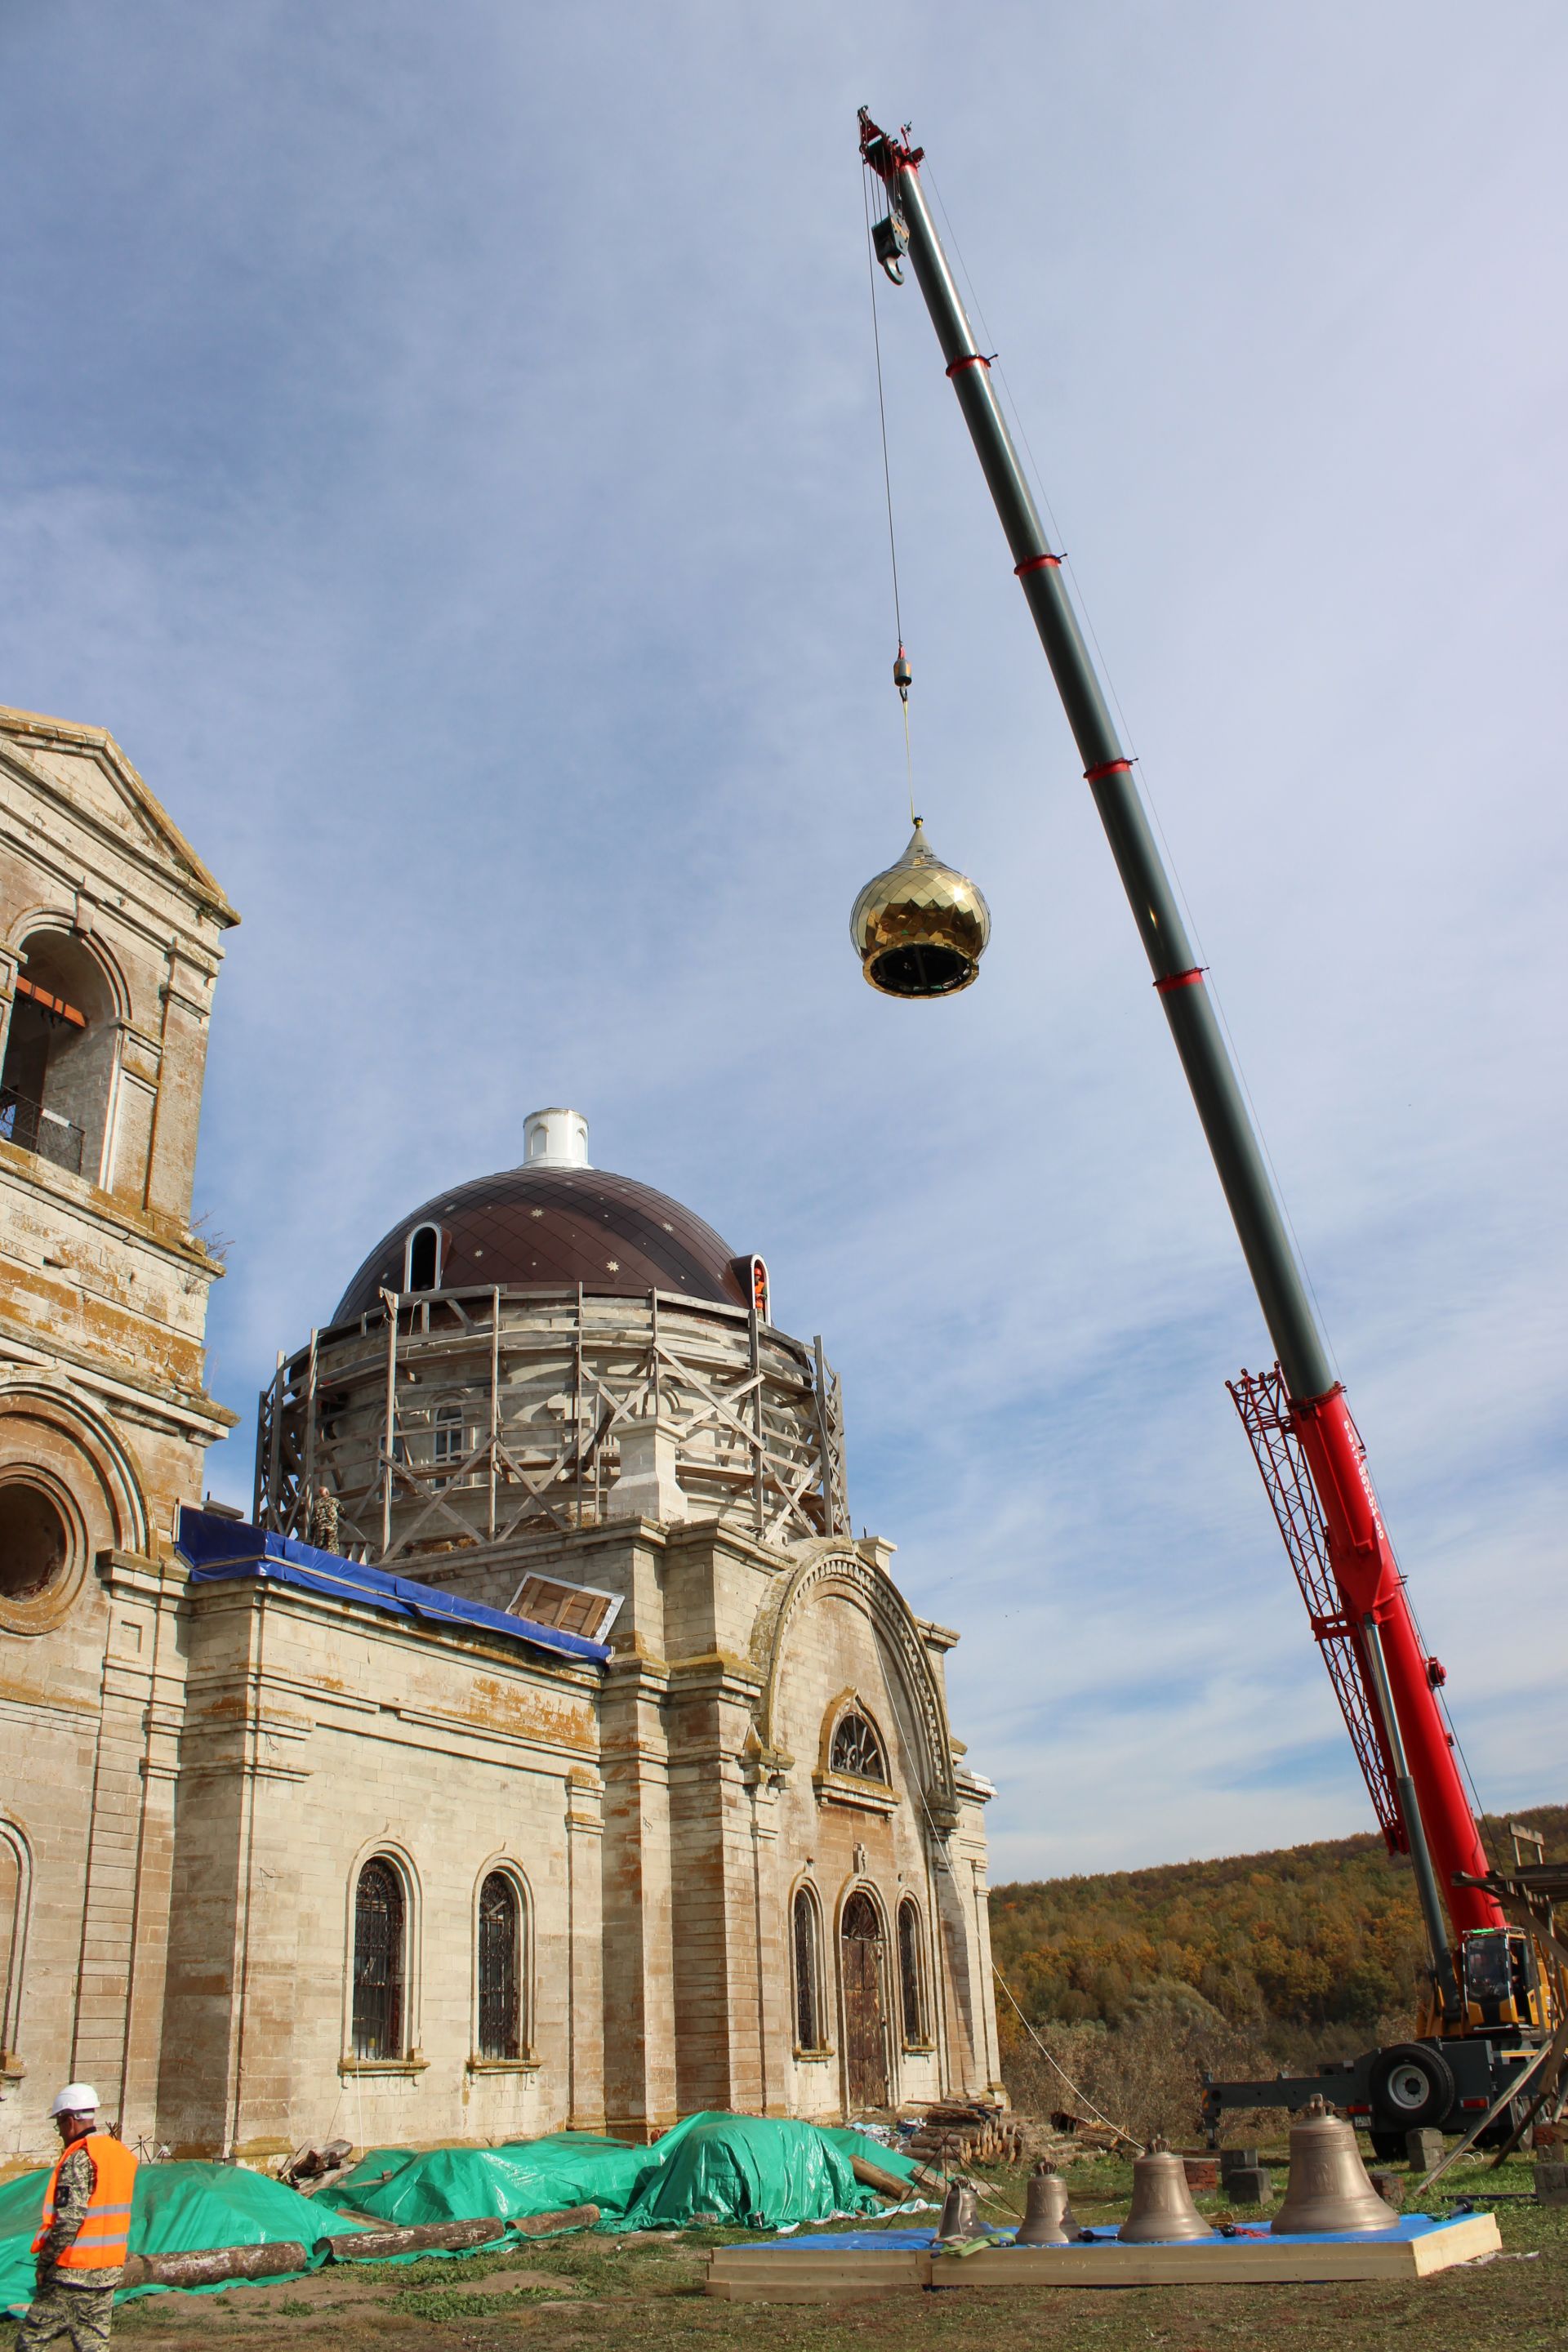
[850,819,991,998]
[937,2179,985,2240]
[1270,2096,1398,2236]
[1014,2163,1079,2246]
[1117,2140,1216,2243]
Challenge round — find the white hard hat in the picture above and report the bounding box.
[49,2085,99,2118]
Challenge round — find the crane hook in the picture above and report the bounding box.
[872,210,909,285]
[893,644,912,703]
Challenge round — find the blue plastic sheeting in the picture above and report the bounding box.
[176,1508,611,1665]
[736,2212,1464,2254]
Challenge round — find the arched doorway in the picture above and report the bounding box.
[840,1891,889,2109]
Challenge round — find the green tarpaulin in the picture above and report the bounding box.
[0,2159,366,2313]
[0,2114,923,2312]
[330,2114,921,2234]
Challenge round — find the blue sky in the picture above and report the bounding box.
[4,0,1566,1880]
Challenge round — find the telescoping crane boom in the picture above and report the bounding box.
[857,109,1557,2152]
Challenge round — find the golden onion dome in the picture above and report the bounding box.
[849,819,991,997]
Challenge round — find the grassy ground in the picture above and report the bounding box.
[106,2143,1566,2352]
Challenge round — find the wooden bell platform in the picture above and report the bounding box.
[705,2212,1502,2301]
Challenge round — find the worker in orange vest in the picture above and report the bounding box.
[17,2087,136,2352]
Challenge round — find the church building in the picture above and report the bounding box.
[0,706,1001,2166]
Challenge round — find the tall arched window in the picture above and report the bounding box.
[478,1871,523,2060]
[352,1857,406,2060]
[792,1885,823,2051]
[898,1897,927,2045]
[0,931,117,1180]
[830,1709,887,1783]
[405,1224,441,1290]
[0,1825,28,2065]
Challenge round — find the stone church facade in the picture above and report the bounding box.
[0,707,1001,2167]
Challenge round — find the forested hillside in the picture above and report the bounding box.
[991,1803,1568,2048]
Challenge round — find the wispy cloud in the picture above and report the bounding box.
[2,0,1564,1878]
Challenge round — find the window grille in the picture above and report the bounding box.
[898,1897,925,2042]
[352,1858,405,2060]
[478,1872,521,2060]
[830,1709,887,1782]
[792,1887,821,2051]
[432,1405,464,1486]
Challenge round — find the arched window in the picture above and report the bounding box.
[831,1709,887,1783]
[478,1871,523,2060]
[898,1897,927,2044]
[352,1858,406,2060]
[0,931,117,1181]
[405,1224,441,1290]
[792,1885,823,2051]
[432,1404,464,1485]
[0,1824,29,2065]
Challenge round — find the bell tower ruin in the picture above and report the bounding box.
[0,704,238,2136]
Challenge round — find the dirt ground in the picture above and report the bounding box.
[105,2145,1567,2352]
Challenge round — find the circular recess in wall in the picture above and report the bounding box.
[0,1471,85,1632]
[0,1481,69,1597]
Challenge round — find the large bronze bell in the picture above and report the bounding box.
[936,2178,985,2240]
[1015,2163,1080,2245]
[1271,2096,1397,2235]
[850,819,991,997]
[1117,2139,1216,2243]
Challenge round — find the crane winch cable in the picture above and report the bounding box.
[862,159,918,826]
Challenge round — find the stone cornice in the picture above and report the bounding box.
[0,709,238,929]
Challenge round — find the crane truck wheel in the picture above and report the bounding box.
[1368,2042,1455,2135]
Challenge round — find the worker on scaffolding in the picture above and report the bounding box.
[16,2087,136,2352]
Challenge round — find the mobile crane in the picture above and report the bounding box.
[856,109,1563,2154]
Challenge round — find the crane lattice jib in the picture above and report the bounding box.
[1228,1366,1402,1851]
[858,107,1501,1941]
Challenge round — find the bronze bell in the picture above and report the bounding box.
[1272,2096,1397,2236]
[937,2178,985,2240]
[1117,2139,1216,2243]
[1015,2163,1079,2246]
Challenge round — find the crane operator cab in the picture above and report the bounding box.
[1450,1927,1546,2037]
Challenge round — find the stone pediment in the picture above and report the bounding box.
[0,706,237,924]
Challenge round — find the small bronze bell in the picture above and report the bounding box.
[1272,2096,1397,2235]
[1117,2139,1216,2243]
[937,2178,985,2240]
[1014,2163,1079,2246]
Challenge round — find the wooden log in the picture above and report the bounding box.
[513,2203,599,2238]
[325,2203,599,2261]
[122,2243,309,2290]
[325,2218,510,2260]
[850,2155,919,2200]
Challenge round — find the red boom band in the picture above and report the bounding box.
[945,354,991,377]
[1014,553,1061,576]
[1154,968,1206,996]
[1083,759,1133,782]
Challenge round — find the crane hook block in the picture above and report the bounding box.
[872,211,909,285]
[893,646,912,701]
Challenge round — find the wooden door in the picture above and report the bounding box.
[840,1892,889,2109]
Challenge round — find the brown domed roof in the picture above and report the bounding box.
[332,1164,750,1323]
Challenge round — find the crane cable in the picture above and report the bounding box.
[862,164,917,826]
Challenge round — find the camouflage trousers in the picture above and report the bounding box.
[15,2281,117,2352]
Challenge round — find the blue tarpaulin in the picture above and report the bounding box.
[176,1508,611,1665]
